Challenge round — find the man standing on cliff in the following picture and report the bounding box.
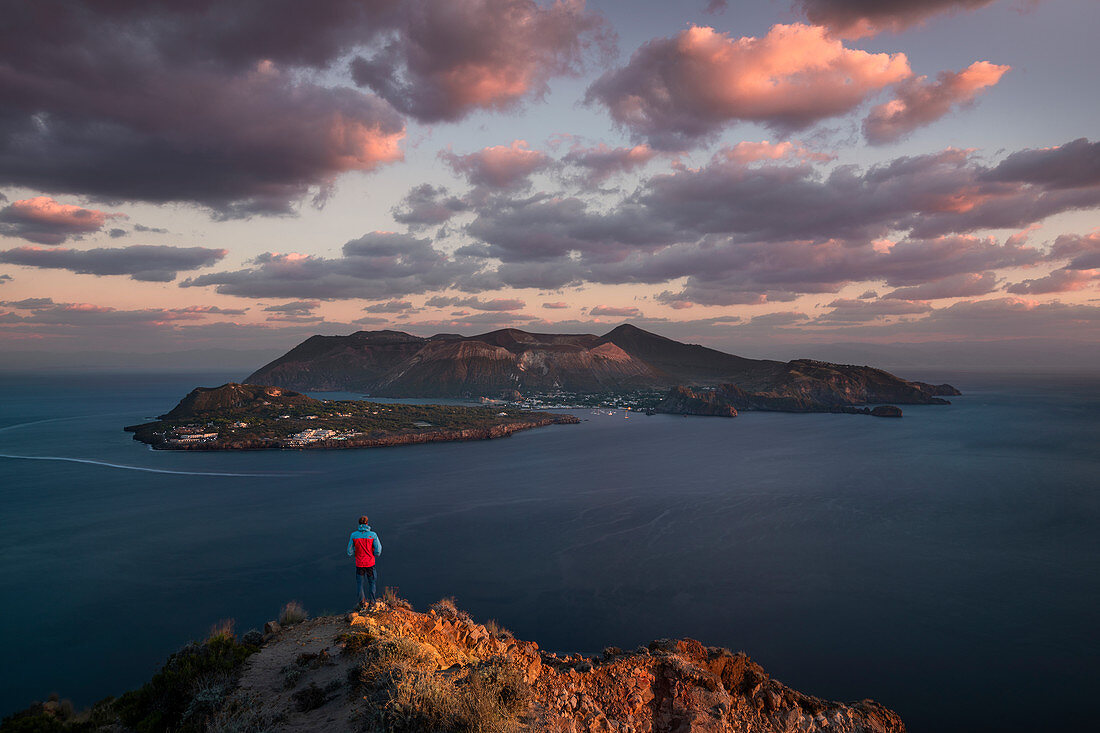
[347,516,382,610]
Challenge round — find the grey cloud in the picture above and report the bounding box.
[1050,232,1100,270]
[589,305,643,318]
[984,138,1100,190]
[883,271,999,300]
[392,184,469,228]
[426,295,526,311]
[749,311,811,326]
[797,0,997,36]
[1,297,56,310]
[350,0,611,122]
[363,300,416,313]
[817,298,932,323]
[265,313,325,323]
[441,141,553,190]
[562,143,658,186]
[1005,268,1096,295]
[172,305,249,316]
[0,244,227,282]
[354,316,392,325]
[263,301,321,315]
[449,140,1098,301]
[466,194,679,265]
[180,231,478,300]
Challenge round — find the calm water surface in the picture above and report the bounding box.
[0,370,1097,732]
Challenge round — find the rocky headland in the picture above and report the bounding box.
[124,383,578,451]
[654,385,912,418]
[4,597,907,733]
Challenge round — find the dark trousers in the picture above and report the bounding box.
[356,565,377,604]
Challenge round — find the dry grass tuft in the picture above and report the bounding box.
[206,693,274,733]
[278,601,307,626]
[208,618,236,641]
[337,630,373,656]
[356,637,439,687]
[380,659,530,732]
[430,596,458,618]
[484,619,513,640]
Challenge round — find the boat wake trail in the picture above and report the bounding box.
[0,453,281,477]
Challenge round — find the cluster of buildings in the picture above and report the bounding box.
[280,427,339,447]
[166,431,220,446]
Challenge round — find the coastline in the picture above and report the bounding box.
[126,414,580,451]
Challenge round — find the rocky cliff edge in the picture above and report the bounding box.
[4,598,906,732]
[227,599,905,732]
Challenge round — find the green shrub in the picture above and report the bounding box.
[290,683,328,713]
[206,694,273,733]
[0,704,69,733]
[180,672,236,727]
[111,634,259,733]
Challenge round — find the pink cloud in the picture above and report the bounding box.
[441,140,552,189]
[1006,268,1096,294]
[716,141,835,164]
[798,0,998,39]
[864,61,1010,144]
[0,197,125,244]
[350,0,611,122]
[586,23,911,148]
[590,305,643,317]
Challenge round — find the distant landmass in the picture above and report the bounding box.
[245,324,959,415]
[124,383,578,451]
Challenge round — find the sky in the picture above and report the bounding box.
[1,0,1098,366]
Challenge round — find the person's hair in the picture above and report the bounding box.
[358,515,368,525]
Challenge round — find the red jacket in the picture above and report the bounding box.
[347,524,382,568]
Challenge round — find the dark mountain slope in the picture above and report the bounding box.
[600,323,785,388]
[159,383,317,420]
[244,324,959,407]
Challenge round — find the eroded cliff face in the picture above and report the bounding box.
[220,601,906,733]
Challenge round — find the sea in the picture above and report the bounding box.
[0,369,1097,732]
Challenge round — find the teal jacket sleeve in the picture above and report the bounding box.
[373,535,382,557]
[347,533,354,557]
